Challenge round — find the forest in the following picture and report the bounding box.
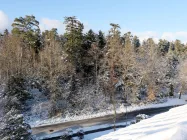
[0,15,187,139]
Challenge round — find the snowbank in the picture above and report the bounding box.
[30,95,187,127]
[94,104,187,140]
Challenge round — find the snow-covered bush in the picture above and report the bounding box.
[0,75,32,140]
[4,75,32,113]
[63,84,110,116]
[24,88,51,126]
[77,129,84,139]
[135,114,149,123]
[0,108,32,140]
[61,128,73,140]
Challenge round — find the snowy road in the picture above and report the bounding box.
[32,106,177,140]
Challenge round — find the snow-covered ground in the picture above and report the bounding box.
[29,95,187,127]
[95,103,187,140]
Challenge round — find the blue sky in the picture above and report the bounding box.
[1,0,187,42]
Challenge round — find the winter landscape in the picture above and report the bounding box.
[1,0,187,140]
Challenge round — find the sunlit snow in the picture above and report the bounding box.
[95,104,187,140]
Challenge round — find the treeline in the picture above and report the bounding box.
[1,15,187,138]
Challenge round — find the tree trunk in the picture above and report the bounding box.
[112,96,116,131]
[179,92,182,99]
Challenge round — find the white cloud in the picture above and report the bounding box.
[0,10,10,32]
[39,18,91,34]
[133,31,187,44]
[134,31,159,43]
[39,18,65,34]
[161,32,174,41]
[161,32,187,43]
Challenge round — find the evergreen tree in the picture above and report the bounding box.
[4,76,31,113]
[123,32,133,48]
[166,42,179,92]
[132,35,140,51]
[122,32,138,102]
[42,28,58,41]
[174,39,185,57]
[158,39,170,55]
[0,29,9,41]
[97,30,106,49]
[105,23,122,131]
[82,29,97,51]
[1,76,32,140]
[12,15,41,54]
[0,33,3,42]
[86,29,96,43]
[63,16,84,71]
[3,29,9,37]
[167,42,175,57]
[41,28,60,48]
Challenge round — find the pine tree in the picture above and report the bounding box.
[86,29,96,43]
[158,39,170,55]
[3,29,9,37]
[97,30,106,49]
[174,39,185,57]
[82,29,97,51]
[63,16,84,71]
[132,35,140,51]
[122,32,138,103]
[122,32,133,49]
[4,76,31,113]
[12,15,42,55]
[42,28,58,41]
[1,76,32,140]
[105,23,122,131]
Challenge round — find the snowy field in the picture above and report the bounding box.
[29,95,187,127]
[95,104,187,140]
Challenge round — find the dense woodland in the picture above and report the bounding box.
[1,15,187,139]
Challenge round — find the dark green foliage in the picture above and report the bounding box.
[0,29,9,41]
[82,29,97,51]
[4,76,31,112]
[158,39,170,55]
[0,33,3,41]
[81,30,103,78]
[132,36,140,51]
[12,15,42,54]
[97,30,106,49]
[63,16,84,71]
[174,39,186,57]
[1,76,32,140]
[123,32,133,47]
[42,28,58,41]
[169,42,175,51]
[86,29,97,43]
[166,56,179,79]
[3,29,9,37]
[169,84,174,96]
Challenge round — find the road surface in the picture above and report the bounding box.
[32,105,178,139]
